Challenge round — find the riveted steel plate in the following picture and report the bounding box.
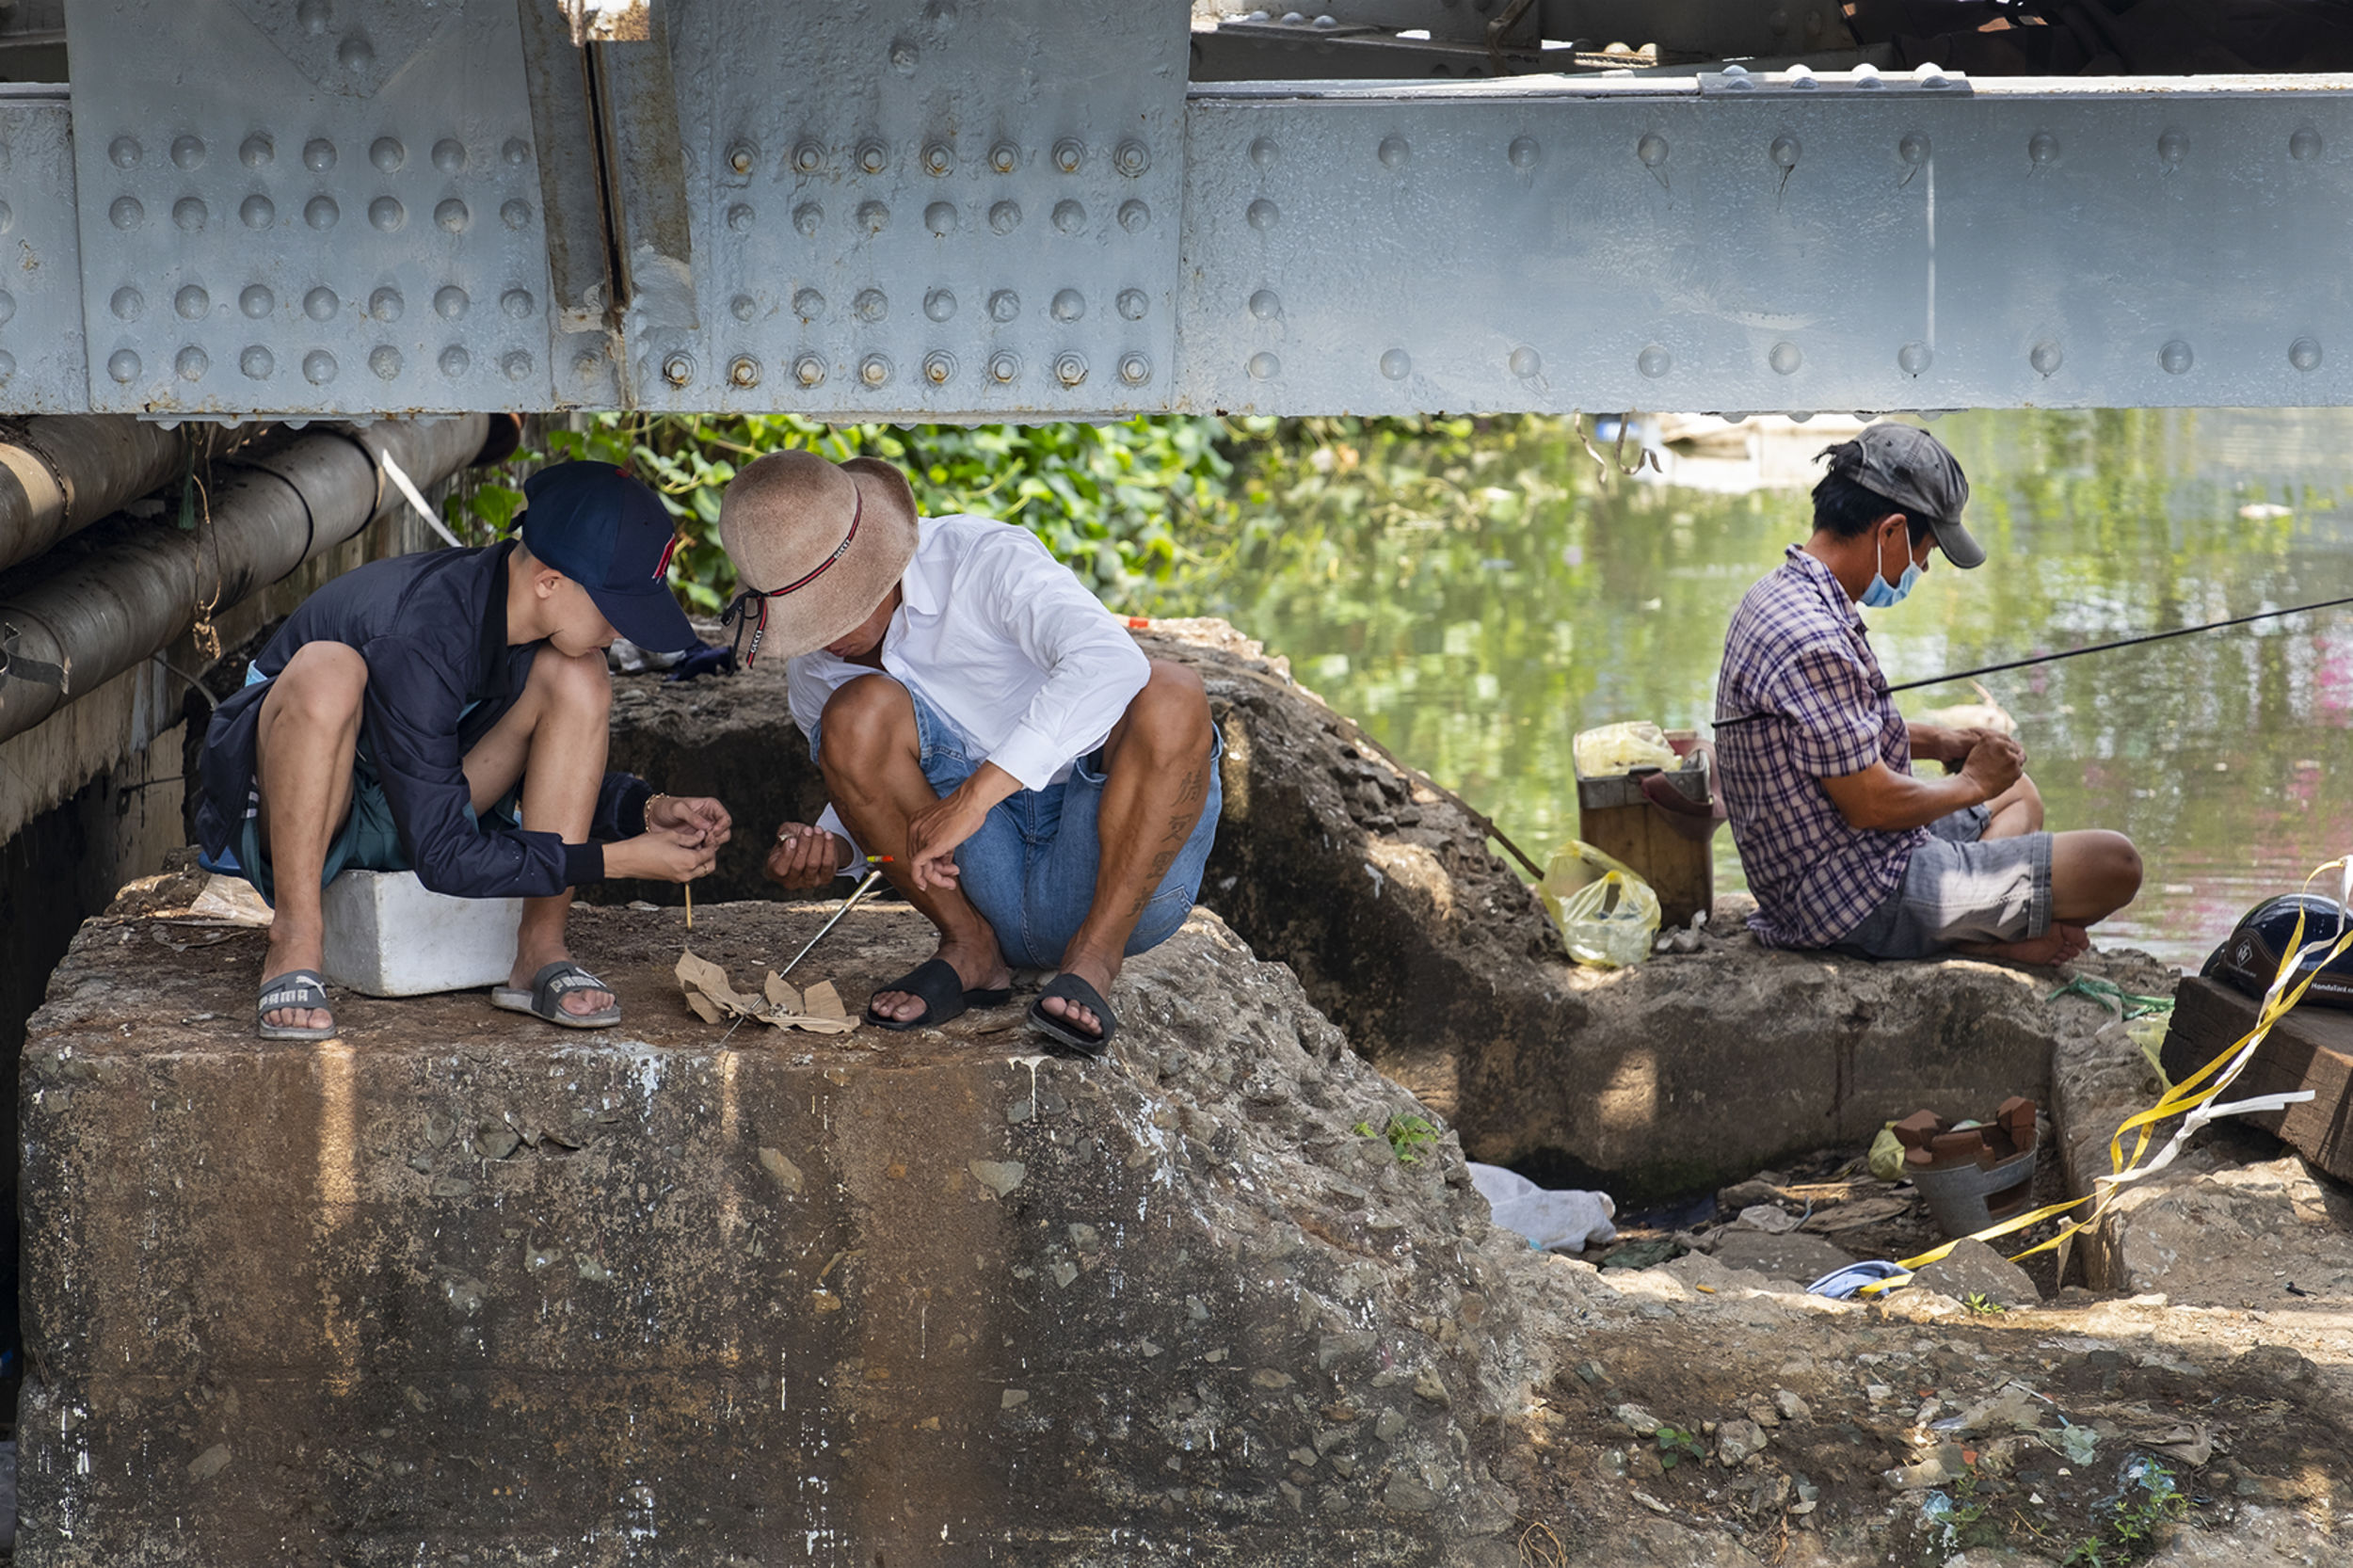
[64,0,555,416]
[0,91,88,413]
[1177,73,2353,415]
[640,0,1190,418]
[1538,0,1853,56]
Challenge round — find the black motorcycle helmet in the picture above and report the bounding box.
[2201,893,2353,1008]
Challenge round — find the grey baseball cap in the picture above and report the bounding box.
[1820,423,1982,569]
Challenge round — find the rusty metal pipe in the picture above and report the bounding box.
[0,415,265,578]
[0,414,488,745]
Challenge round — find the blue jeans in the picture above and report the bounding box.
[809,680,1224,969]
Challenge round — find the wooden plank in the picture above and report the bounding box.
[2159,975,2353,1182]
[1578,801,1713,931]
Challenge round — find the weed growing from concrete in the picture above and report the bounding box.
[1353,1113,1441,1165]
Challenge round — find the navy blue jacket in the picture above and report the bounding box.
[196,542,649,898]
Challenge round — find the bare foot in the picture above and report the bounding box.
[1960,922,2092,968]
[1042,948,1121,1043]
[261,925,332,1032]
[869,933,1011,1025]
[509,942,613,1018]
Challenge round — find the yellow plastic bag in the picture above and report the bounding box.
[1540,840,1661,968]
[1536,839,1641,924]
[1574,720,1681,777]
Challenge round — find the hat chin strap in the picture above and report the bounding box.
[721,486,866,667]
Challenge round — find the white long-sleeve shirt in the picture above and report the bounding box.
[786,512,1152,867]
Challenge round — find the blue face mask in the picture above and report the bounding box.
[1860,530,1920,609]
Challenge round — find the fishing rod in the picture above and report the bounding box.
[1714,589,2353,728]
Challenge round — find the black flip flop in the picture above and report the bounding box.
[490,960,622,1029]
[866,958,1012,1032]
[1027,972,1117,1057]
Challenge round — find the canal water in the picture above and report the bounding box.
[1169,408,2353,971]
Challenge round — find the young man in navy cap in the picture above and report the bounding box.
[197,462,732,1038]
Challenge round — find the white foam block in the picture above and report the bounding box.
[319,871,521,998]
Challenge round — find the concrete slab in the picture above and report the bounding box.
[319,870,520,997]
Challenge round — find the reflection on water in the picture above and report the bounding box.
[1170,409,2353,971]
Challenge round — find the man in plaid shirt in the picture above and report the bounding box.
[1714,424,2142,964]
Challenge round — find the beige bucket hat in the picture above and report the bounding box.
[716,450,920,664]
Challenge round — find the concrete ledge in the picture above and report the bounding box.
[20,899,1527,1566]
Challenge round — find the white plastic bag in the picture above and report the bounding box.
[1469,1163,1619,1254]
[1574,720,1681,777]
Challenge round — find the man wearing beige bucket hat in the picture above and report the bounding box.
[717,449,1222,1054]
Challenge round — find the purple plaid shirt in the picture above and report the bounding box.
[1714,546,1928,948]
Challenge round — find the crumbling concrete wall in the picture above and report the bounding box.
[19,896,1529,1567]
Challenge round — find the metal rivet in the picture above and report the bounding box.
[856,288,888,323]
[502,289,535,319]
[1637,134,1669,168]
[2157,130,2186,167]
[663,352,696,387]
[109,136,142,168]
[987,350,1020,383]
[503,350,532,381]
[2030,340,2062,376]
[732,294,759,322]
[106,349,142,384]
[433,138,465,173]
[989,290,1020,322]
[1053,351,1087,386]
[1637,344,1671,378]
[338,34,375,70]
[1770,136,1801,170]
[296,0,329,32]
[1118,199,1149,232]
[2292,128,2324,162]
[576,350,603,378]
[240,345,273,378]
[925,201,958,234]
[2159,339,2193,375]
[1053,199,1086,233]
[434,199,469,232]
[1769,341,1801,375]
[503,199,534,230]
[861,353,893,387]
[174,285,209,321]
[1508,136,1539,169]
[794,202,823,236]
[1898,133,1930,166]
[1247,199,1279,231]
[305,195,340,230]
[1380,348,1410,379]
[857,140,889,174]
[1116,288,1148,321]
[1378,135,1409,168]
[1510,345,1543,377]
[369,196,405,232]
[728,140,758,176]
[240,284,273,318]
[1246,351,1278,380]
[794,354,826,387]
[792,140,824,174]
[889,37,919,72]
[1119,352,1150,385]
[1251,137,1280,168]
[923,349,956,385]
[1249,289,1279,320]
[856,200,889,232]
[304,287,338,322]
[990,141,1019,173]
[371,136,406,172]
[435,285,469,319]
[2291,336,2324,372]
[174,197,209,232]
[369,344,402,380]
[989,200,1021,233]
[924,288,956,322]
[1051,288,1085,323]
[240,134,274,168]
[303,349,337,384]
[729,355,761,388]
[504,138,531,166]
[922,142,953,176]
[2028,132,2059,166]
[439,344,471,376]
[926,0,959,26]
[369,287,403,321]
[728,203,756,232]
[1053,138,1084,173]
[304,137,337,172]
[793,288,824,318]
[1114,140,1149,177]
[111,286,145,321]
[241,194,275,229]
[172,136,207,171]
[110,197,144,230]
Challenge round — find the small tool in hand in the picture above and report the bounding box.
[777,856,895,981]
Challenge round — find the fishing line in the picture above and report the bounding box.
[1714,589,2353,728]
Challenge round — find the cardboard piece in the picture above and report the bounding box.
[677,950,858,1034]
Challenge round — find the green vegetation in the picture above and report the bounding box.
[1352,1112,1442,1165]
[1652,1426,1706,1469]
[2060,1460,2190,1567]
[1961,1291,2009,1316]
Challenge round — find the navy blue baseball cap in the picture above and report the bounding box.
[520,461,696,653]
